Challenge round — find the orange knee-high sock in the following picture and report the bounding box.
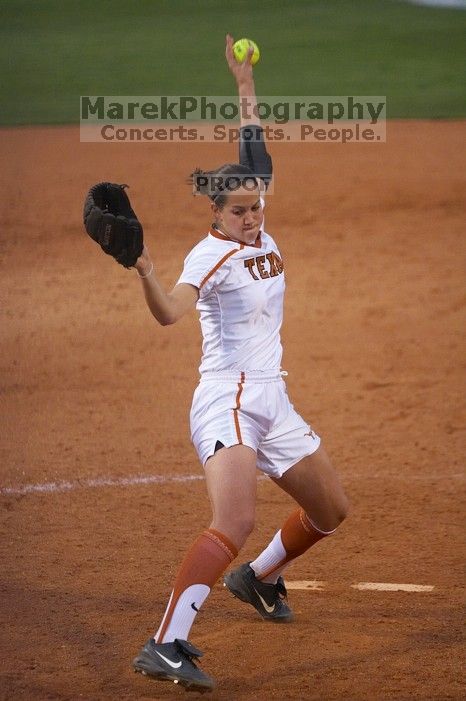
[155,528,238,644]
[250,508,335,584]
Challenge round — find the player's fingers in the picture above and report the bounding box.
[225,34,235,63]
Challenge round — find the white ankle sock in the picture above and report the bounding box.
[154,584,210,644]
[250,530,287,584]
[251,515,337,585]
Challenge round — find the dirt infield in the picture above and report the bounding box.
[1,121,465,700]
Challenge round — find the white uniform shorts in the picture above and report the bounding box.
[190,370,321,479]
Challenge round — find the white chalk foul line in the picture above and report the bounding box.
[1,468,463,498]
[0,472,274,497]
[0,473,204,496]
[1,468,462,498]
[286,580,435,593]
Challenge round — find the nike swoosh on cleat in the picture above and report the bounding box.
[154,650,183,669]
[253,587,276,613]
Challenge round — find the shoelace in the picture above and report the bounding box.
[179,649,199,665]
[275,578,288,600]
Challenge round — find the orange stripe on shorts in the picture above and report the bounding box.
[233,372,245,443]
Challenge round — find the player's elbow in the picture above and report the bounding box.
[148,300,180,326]
[157,312,177,326]
[157,305,186,326]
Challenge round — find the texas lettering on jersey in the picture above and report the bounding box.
[243,251,284,281]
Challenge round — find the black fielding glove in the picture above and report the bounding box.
[83,182,144,268]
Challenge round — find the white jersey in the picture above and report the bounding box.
[177,222,285,374]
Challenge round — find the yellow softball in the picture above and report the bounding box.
[233,38,260,66]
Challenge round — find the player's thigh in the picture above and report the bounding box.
[272,444,349,531]
[204,444,258,542]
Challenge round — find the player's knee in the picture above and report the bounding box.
[334,490,350,524]
[231,513,255,542]
[211,512,255,549]
[229,514,255,547]
[311,489,349,532]
[326,489,349,529]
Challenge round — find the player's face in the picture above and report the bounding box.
[214,186,263,245]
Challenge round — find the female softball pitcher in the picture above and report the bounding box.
[132,34,349,692]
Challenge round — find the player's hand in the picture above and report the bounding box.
[135,245,153,276]
[225,33,254,86]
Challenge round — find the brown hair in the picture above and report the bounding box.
[189,163,258,209]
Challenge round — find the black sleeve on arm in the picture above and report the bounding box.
[239,125,273,189]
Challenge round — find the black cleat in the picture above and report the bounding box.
[133,637,215,692]
[224,562,294,622]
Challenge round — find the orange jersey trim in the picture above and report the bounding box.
[233,372,245,443]
[199,245,244,290]
[209,226,262,249]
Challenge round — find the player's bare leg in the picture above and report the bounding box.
[151,443,256,638]
[204,444,258,549]
[248,444,348,582]
[133,444,256,690]
[272,443,349,532]
[224,445,348,620]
